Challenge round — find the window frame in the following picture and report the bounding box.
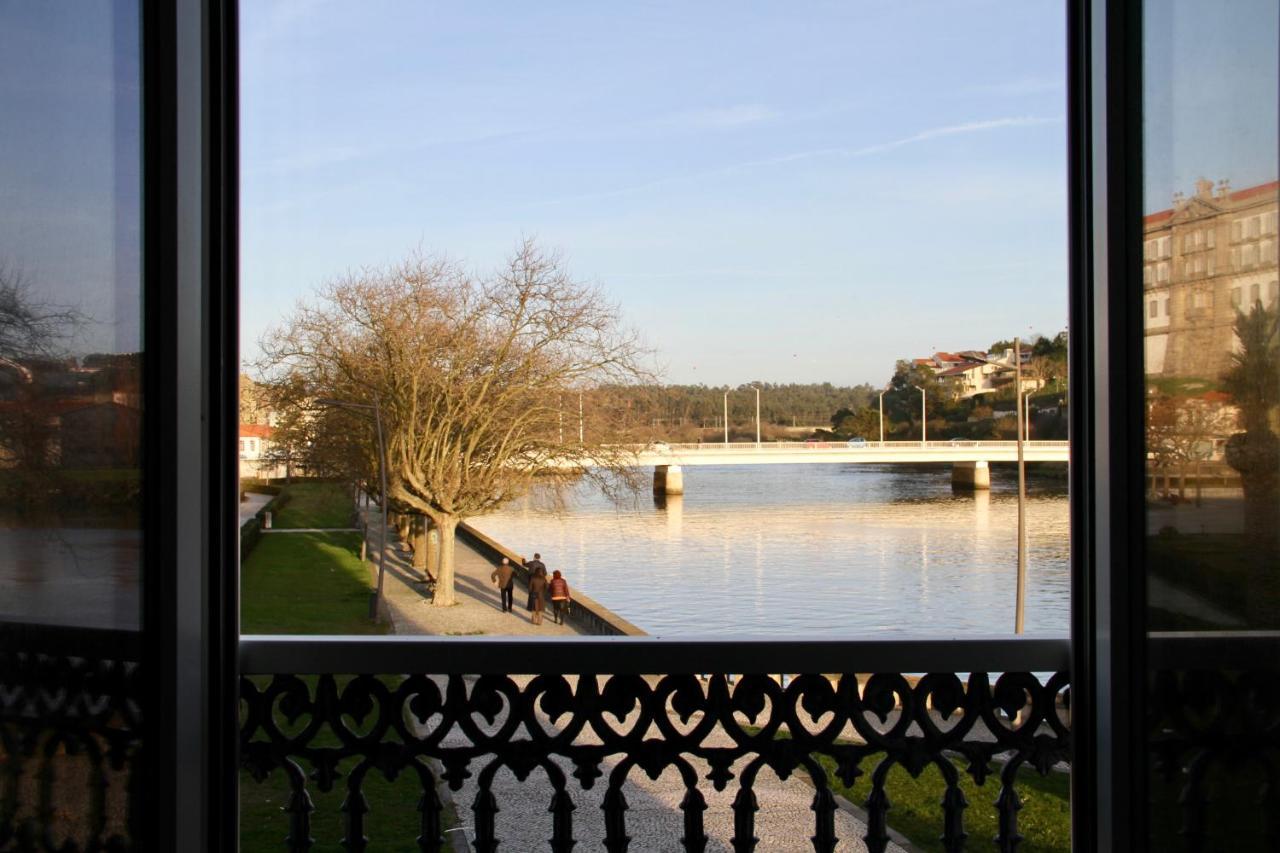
[150,0,1150,848]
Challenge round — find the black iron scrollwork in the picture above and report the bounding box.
[241,670,1070,852]
[0,633,142,852]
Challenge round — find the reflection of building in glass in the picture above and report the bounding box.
[1143,178,1279,378]
[0,353,142,469]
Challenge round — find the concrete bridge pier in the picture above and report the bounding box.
[653,464,684,495]
[951,460,991,491]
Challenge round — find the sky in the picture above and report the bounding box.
[240,0,1074,385]
[0,2,1272,378]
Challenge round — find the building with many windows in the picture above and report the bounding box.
[1143,178,1279,378]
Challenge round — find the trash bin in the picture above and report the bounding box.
[263,511,272,529]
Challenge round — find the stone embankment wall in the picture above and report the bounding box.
[458,522,647,637]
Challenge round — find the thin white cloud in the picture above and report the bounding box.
[532,115,1064,207]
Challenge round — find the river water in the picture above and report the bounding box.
[469,464,1070,637]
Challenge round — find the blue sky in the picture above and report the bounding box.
[240,0,1074,385]
[1,2,1272,379]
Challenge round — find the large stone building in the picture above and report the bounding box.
[1143,178,1279,378]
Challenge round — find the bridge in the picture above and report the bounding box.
[621,440,1070,493]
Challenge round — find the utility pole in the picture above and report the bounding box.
[578,391,584,444]
[1015,337,1027,634]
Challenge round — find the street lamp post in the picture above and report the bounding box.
[754,386,761,448]
[723,390,730,444]
[912,385,926,445]
[1014,337,1028,634]
[316,397,389,620]
[878,390,886,445]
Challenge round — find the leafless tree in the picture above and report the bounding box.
[260,240,651,605]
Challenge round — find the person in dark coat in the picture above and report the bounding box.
[524,553,546,610]
[490,557,515,613]
[548,570,571,625]
[527,567,548,625]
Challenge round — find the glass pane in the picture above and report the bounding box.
[0,2,143,631]
[1142,0,1279,846]
[0,2,145,847]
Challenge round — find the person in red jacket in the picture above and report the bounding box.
[548,569,571,625]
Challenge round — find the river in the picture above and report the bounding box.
[469,464,1070,637]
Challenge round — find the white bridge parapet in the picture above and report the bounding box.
[629,440,1070,467]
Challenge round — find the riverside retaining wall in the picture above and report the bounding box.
[458,522,647,637]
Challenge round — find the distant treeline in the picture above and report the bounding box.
[598,382,878,434]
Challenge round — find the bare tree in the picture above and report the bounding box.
[261,240,651,605]
[0,265,83,470]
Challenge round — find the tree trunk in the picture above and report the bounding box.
[426,522,439,580]
[412,515,429,572]
[431,515,460,606]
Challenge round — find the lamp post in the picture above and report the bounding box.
[754,386,761,448]
[878,389,886,445]
[578,391,584,444]
[316,397,389,620]
[723,389,730,444]
[912,385,926,445]
[1014,337,1027,634]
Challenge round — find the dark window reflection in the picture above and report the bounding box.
[0,2,142,632]
[0,2,145,848]
[1143,0,1279,848]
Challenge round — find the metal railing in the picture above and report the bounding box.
[239,636,1071,852]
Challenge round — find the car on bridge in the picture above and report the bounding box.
[846,437,867,448]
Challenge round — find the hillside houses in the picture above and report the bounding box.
[913,348,1042,400]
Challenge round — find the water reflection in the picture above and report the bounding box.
[472,464,1070,636]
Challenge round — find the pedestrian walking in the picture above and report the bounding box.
[523,553,546,611]
[490,557,515,613]
[528,566,548,625]
[549,569,571,625]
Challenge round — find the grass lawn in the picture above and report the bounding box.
[757,727,1070,851]
[241,531,386,636]
[273,481,357,529]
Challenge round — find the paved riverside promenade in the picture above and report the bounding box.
[357,503,901,851]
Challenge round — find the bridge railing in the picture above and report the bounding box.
[649,440,1070,452]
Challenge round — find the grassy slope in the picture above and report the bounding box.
[241,531,383,635]
[272,481,357,529]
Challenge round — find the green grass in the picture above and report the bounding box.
[273,481,357,529]
[758,726,1070,851]
[240,676,460,851]
[823,755,1069,851]
[241,531,387,635]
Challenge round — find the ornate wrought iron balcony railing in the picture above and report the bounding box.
[239,636,1072,853]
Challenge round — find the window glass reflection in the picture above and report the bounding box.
[1143,0,1279,847]
[0,2,142,631]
